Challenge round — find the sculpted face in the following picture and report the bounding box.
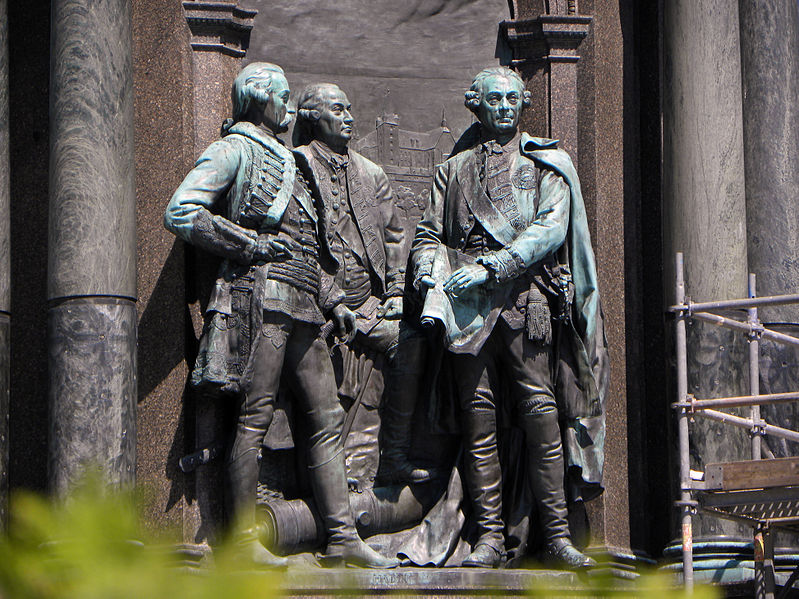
[261,73,292,133]
[315,87,354,151]
[476,75,523,139]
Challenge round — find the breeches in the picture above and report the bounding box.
[232,311,346,468]
[452,319,557,417]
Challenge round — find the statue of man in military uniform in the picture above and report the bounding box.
[164,63,398,569]
[293,83,432,486]
[412,66,607,569]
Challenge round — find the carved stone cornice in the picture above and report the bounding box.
[501,14,592,65]
[183,2,258,58]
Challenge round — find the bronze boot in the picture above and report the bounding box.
[227,448,288,567]
[460,407,504,568]
[310,451,400,568]
[377,353,435,485]
[521,408,596,570]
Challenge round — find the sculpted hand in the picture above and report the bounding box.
[418,275,436,299]
[443,264,490,297]
[254,234,294,262]
[332,304,357,343]
[377,296,403,320]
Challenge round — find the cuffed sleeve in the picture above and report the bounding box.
[411,162,448,289]
[164,139,257,263]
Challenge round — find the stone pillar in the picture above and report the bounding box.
[0,0,9,526]
[48,0,137,493]
[663,0,751,544]
[501,13,591,162]
[739,0,799,324]
[739,0,799,489]
[182,0,256,545]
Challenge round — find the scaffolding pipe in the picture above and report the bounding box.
[669,293,799,314]
[696,409,799,444]
[748,274,762,460]
[675,253,694,590]
[679,391,799,410]
[689,310,799,349]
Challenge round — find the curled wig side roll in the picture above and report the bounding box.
[464,66,531,114]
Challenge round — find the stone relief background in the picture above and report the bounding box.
[247,0,510,144]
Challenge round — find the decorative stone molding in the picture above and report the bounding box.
[501,14,591,66]
[183,1,257,58]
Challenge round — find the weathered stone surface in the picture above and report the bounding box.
[662,0,748,303]
[662,0,750,540]
[132,0,194,540]
[279,566,578,596]
[247,0,510,142]
[574,0,630,553]
[0,0,9,528]
[48,298,137,493]
[49,0,136,300]
[0,314,8,527]
[8,0,50,495]
[739,0,799,324]
[0,0,9,314]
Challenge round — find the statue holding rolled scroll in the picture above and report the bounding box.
[411,66,608,569]
[164,62,398,569]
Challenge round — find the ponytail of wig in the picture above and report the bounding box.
[292,82,341,147]
[229,62,285,125]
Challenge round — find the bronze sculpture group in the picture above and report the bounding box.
[165,62,608,570]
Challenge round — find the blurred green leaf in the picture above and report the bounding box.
[0,470,283,599]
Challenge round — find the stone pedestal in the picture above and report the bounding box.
[662,0,750,544]
[279,567,578,598]
[48,0,137,493]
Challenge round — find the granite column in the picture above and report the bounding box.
[48,0,136,493]
[738,0,799,464]
[0,0,9,525]
[663,0,750,545]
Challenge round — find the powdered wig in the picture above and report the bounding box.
[464,66,531,114]
[292,82,342,147]
[231,62,286,123]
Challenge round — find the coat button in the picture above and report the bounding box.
[331,175,338,182]
[331,188,339,196]
[332,203,340,210]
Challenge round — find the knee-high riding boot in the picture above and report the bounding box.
[378,371,434,484]
[227,398,287,567]
[309,451,400,568]
[460,408,504,568]
[521,408,595,570]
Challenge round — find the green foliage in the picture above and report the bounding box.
[0,471,283,599]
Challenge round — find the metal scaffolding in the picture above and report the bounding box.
[670,252,799,599]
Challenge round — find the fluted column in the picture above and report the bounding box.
[0,0,9,526]
[663,0,750,542]
[48,0,136,493]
